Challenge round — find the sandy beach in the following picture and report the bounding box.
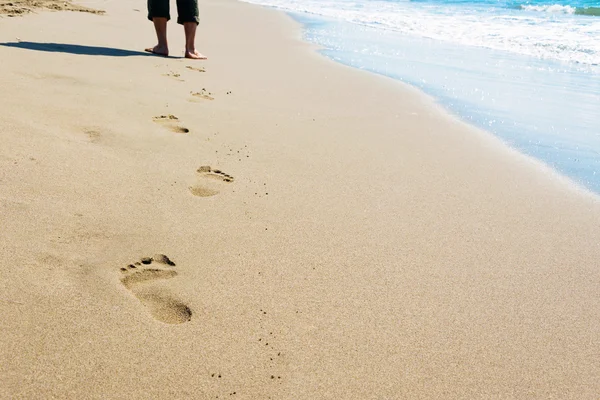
[1,0,600,398]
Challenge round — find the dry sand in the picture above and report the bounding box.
[1,0,599,398]
[0,0,102,17]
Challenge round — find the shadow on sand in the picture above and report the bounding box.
[0,41,153,57]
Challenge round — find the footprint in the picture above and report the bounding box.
[119,254,192,324]
[189,166,234,197]
[190,89,214,102]
[152,115,190,134]
[83,128,101,143]
[186,66,206,73]
[162,71,184,81]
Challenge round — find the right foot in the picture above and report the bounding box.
[185,49,207,60]
[145,44,169,57]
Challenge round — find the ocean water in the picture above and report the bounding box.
[241,0,600,194]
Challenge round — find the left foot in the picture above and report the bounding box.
[185,49,207,60]
[145,44,169,57]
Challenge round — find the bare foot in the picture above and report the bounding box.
[145,44,169,57]
[185,49,207,60]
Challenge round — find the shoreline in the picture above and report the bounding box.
[1,0,600,398]
[280,8,600,198]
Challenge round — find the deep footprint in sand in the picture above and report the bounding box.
[189,166,234,197]
[152,115,190,134]
[119,254,192,324]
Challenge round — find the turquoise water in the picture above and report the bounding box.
[242,0,600,193]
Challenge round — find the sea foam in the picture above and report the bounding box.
[243,0,600,66]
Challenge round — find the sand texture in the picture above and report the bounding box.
[1,0,600,398]
[0,0,103,16]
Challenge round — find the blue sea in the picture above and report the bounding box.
[242,0,600,194]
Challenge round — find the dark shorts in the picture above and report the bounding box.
[147,0,199,25]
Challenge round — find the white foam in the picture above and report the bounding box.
[520,4,576,13]
[242,0,600,66]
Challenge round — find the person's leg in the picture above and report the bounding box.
[176,0,206,59]
[183,23,206,59]
[146,0,170,56]
[145,18,169,56]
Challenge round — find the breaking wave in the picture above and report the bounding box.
[518,4,600,15]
